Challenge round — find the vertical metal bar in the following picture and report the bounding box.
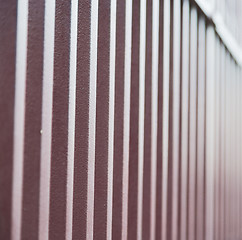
[180,1,189,239]
[111,0,125,238]
[150,0,159,239]
[65,0,78,239]
[121,0,132,239]
[142,0,152,237]
[214,36,220,240]
[0,1,17,239]
[171,0,181,239]
[93,0,111,237]
[38,0,56,239]
[49,0,71,237]
[219,44,226,240]
[188,6,197,240]
[106,0,117,239]
[86,0,99,238]
[196,15,205,240]
[205,25,215,240]
[219,45,226,239]
[137,0,146,239]
[224,51,230,240]
[162,0,170,238]
[72,1,91,238]
[11,0,29,239]
[21,0,44,238]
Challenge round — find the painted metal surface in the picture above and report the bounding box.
[1,0,242,239]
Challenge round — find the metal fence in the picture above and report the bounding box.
[1,0,242,239]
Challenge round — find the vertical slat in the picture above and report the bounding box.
[72,0,91,238]
[0,1,17,239]
[224,51,230,240]
[137,0,147,238]
[112,0,125,239]
[86,0,99,238]
[142,0,152,238]
[235,64,240,240]
[121,0,132,239]
[161,0,170,237]
[171,0,181,238]
[214,36,220,240]
[106,0,117,238]
[205,24,215,240]
[150,0,159,239]
[128,0,140,237]
[180,1,190,239]
[21,0,45,238]
[65,0,78,239]
[38,0,56,238]
[188,6,197,240]
[155,0,164,238]
[93,0,111,238]
[196,15,205,240]
[49,0,71,238]
[219,44,226,240]
[11,0,28,239]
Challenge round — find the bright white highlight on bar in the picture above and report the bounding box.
[150,0,159,239]
[86,0,99,239]
[205,25,215,240]
[162,0,170,238]
[137,0,147,239]
[38,0,56,239]
[65,0,78,239]
[180,1,189,239]
[106,0,117,239]
[11,0,29,239]
[122,0,133,239]
[171,0,181,239]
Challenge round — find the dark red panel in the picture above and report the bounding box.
[21,0,45,239]
[72,1,91,239]
[93,0,110,239]
[49,1,71,239]
[0,1,17,239]
[127,0,140,239]
[112,0,125,239]
[142,0,152,238]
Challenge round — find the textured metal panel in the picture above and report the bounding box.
[1,0,242,240]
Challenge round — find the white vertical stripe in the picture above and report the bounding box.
[65,0,78,239]
[137,0,146,239]
[172,0,181,239]
[205,25,215,240]
[180,1,189,239]
[38,0,56,239]
[122,0,132,239]
[196,15,206,240]
[162,0,170,238]
[219,44,225,240]
[106,0,117,239]
[188,7,197,240]
[224,51,230,239]
[235,65,240,239]
[11,0,29,239]
[150,0,159,239]
[214,36,220,240]
[86,0,99,238]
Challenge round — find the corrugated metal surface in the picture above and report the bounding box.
[1,0,242,239]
